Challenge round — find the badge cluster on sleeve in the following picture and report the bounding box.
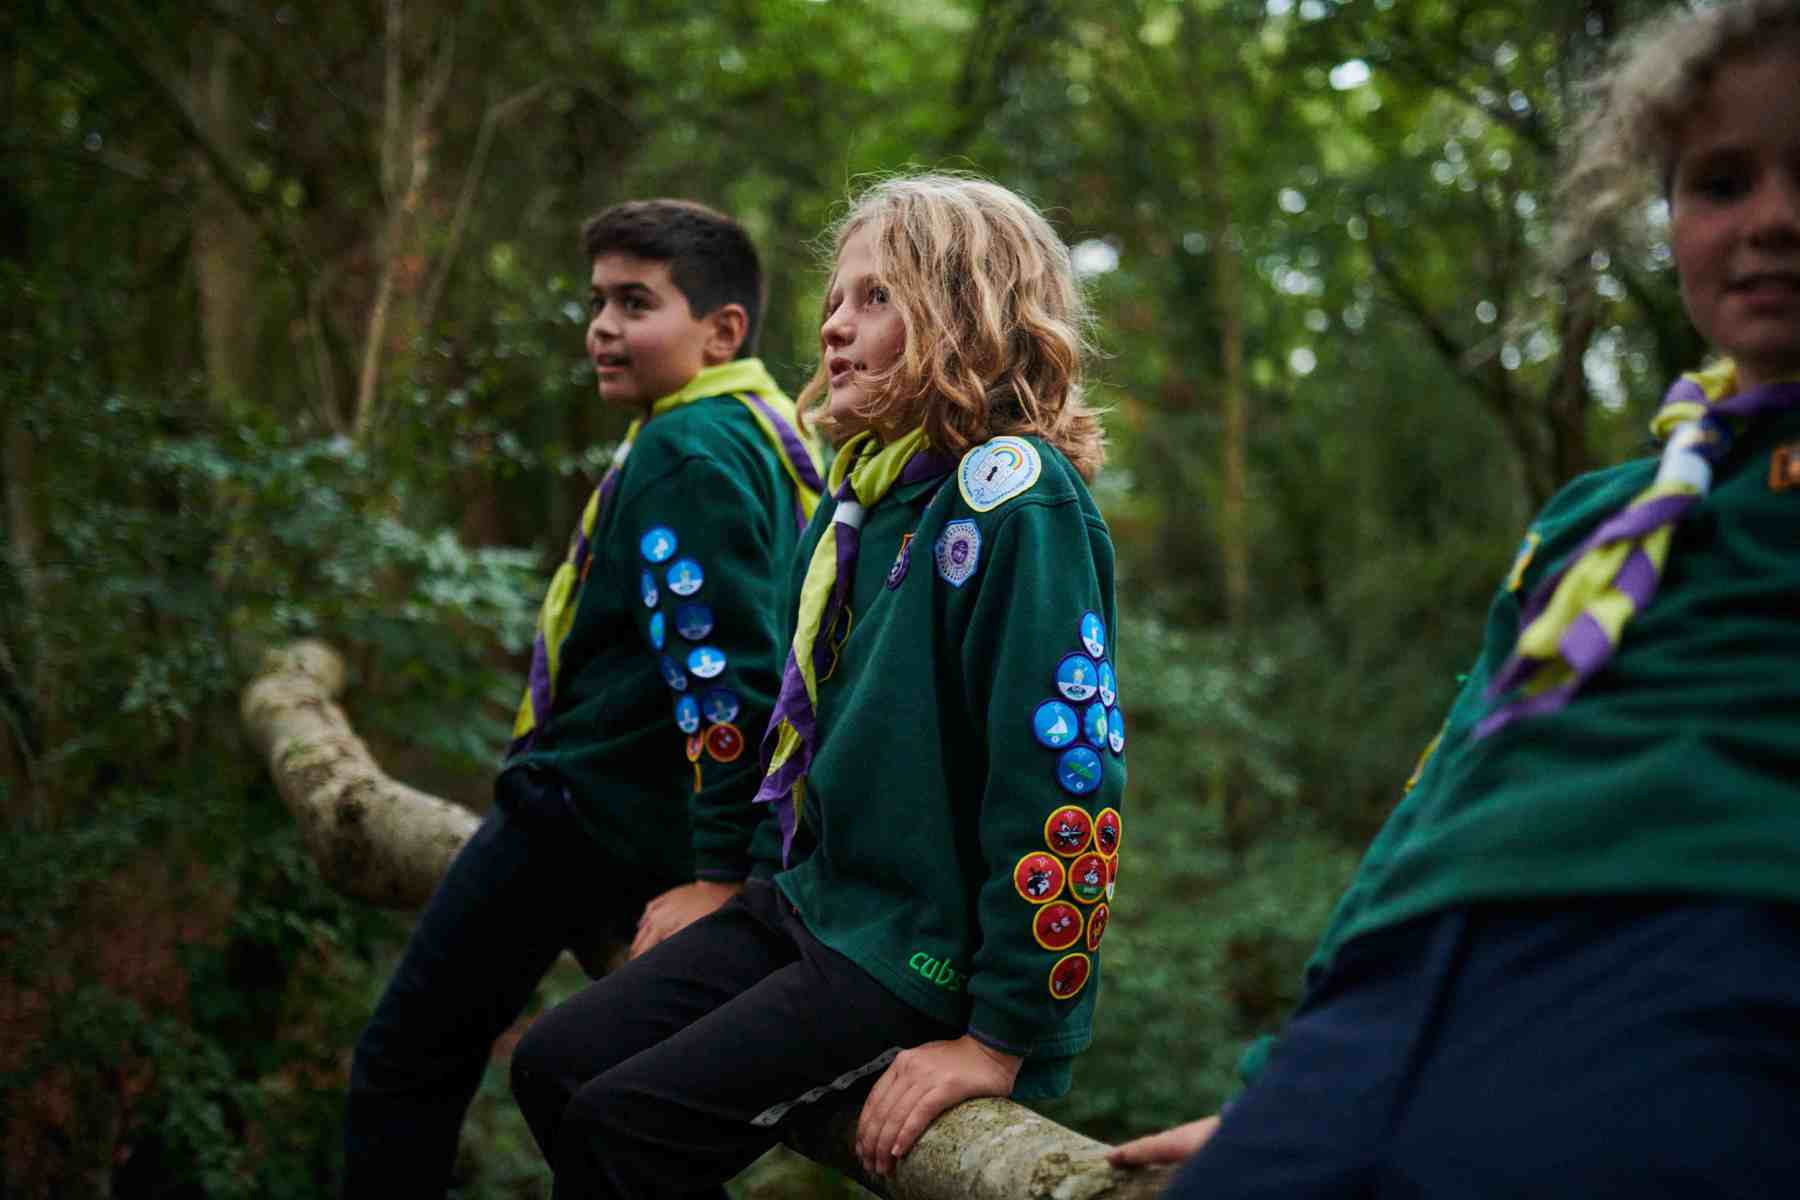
[639,525,745,789]
[1012,610,1124,1001]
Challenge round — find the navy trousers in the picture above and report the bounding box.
[1167,898,1800,1198]
[342,766,672,1199]
[510,880,957,1200]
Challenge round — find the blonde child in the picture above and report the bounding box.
[1113,1,1800,1193]
[512,174,1127,1195]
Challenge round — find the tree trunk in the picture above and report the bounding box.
[240,641,1176,1199]
[189,22,260,419]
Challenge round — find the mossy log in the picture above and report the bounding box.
[239,640,1175,1200]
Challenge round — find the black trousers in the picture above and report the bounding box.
[343,766,671,1199]
[1168,898,1800,1198]
[510,880,957,1199]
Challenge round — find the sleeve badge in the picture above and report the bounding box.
[1079,611,1107,659]
[1044,805,1094,857]
[1067,852,1107,903]
[1032,700,1080,749]
[1032,902,1084,952]
[1048,952,1091,1000]
[1094,808,1121,856]
[640,526,678,564]
[1085,903,1109,951]
[957,436,1042,512]
[666,557,705,596]
[703,722,745,764]
[1055,746,1103,796]
[675,603,715,641]
[934,519,982,588]
[1013,852,1067,904]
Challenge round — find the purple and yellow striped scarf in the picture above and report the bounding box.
[1478,360,1800,738]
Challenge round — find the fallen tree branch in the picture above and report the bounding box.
[239,640,1175,1199]
[240,640,478,909]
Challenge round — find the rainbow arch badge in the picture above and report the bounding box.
[958,436,1041,512]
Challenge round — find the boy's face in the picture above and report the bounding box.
[1670,48,1800,391]
[586,253,728,411]
[820,226,907,438]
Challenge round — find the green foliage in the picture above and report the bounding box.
[4,0,1704,1193]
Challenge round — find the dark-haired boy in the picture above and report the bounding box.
[342,199,821,1198]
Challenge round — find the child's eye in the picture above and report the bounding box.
[1692,172,1748,201]
[624,295,651,313]
[869,285,890,305]
[589,296,604,317]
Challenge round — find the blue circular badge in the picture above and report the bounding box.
[1108,707,1125,755]
[666,558,705,597]
[639,570,658,609]
[640,526,678,564]
[1055,653,1101,703]
[1032,699,1080,749]
[1082,702,1109,748]
[674,694,701,735]
[686,645,727,679]
[675,603,715,642]
[701,688,741,725]
[1080,611,1107,659]
[1056,746,1104,796]
[648,610,666,651]
[1098,660,1117,708]
[659,655,688,692]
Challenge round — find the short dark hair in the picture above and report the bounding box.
[581,199,765,357]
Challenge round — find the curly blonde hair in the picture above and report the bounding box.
[799,173,1106,481]
[1558,0,1800,263]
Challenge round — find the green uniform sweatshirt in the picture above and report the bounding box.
[756,435,1128,1100]
[517,395,807,885]
[1241,407,1800,1086]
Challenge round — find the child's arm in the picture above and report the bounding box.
[961,499,1124,1055]
[1105,1116,1222,1166]
[608,450,792,952]
[863,489,1124,1175]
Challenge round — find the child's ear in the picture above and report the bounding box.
[701,304,750,365]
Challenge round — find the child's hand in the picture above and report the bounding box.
[854,1035,1021,1179]
[1104,1115,1221,1167]
[628,880,743,959]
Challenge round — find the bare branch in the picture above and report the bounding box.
[418,80,558,341]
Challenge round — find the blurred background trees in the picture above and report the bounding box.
[2,0,1697,1195]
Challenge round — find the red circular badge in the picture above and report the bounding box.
[685,732,704,763]
[1048,952,1091,1000]
[1032,902,1083,952]
[1085,903,1109,951]
[1094,807,1122,857]
[704,722,744,763]
[1067,852,1107,904]
[1012,852,1066,905]
[1043,805,1094,858]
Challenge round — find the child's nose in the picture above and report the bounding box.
[821,310,852,346]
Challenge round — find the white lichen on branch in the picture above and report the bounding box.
[240,639,477,909]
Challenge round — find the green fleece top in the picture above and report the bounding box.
[516,395,806,884]
[1240,407,1800,1086]
[757,435,1127,1100]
